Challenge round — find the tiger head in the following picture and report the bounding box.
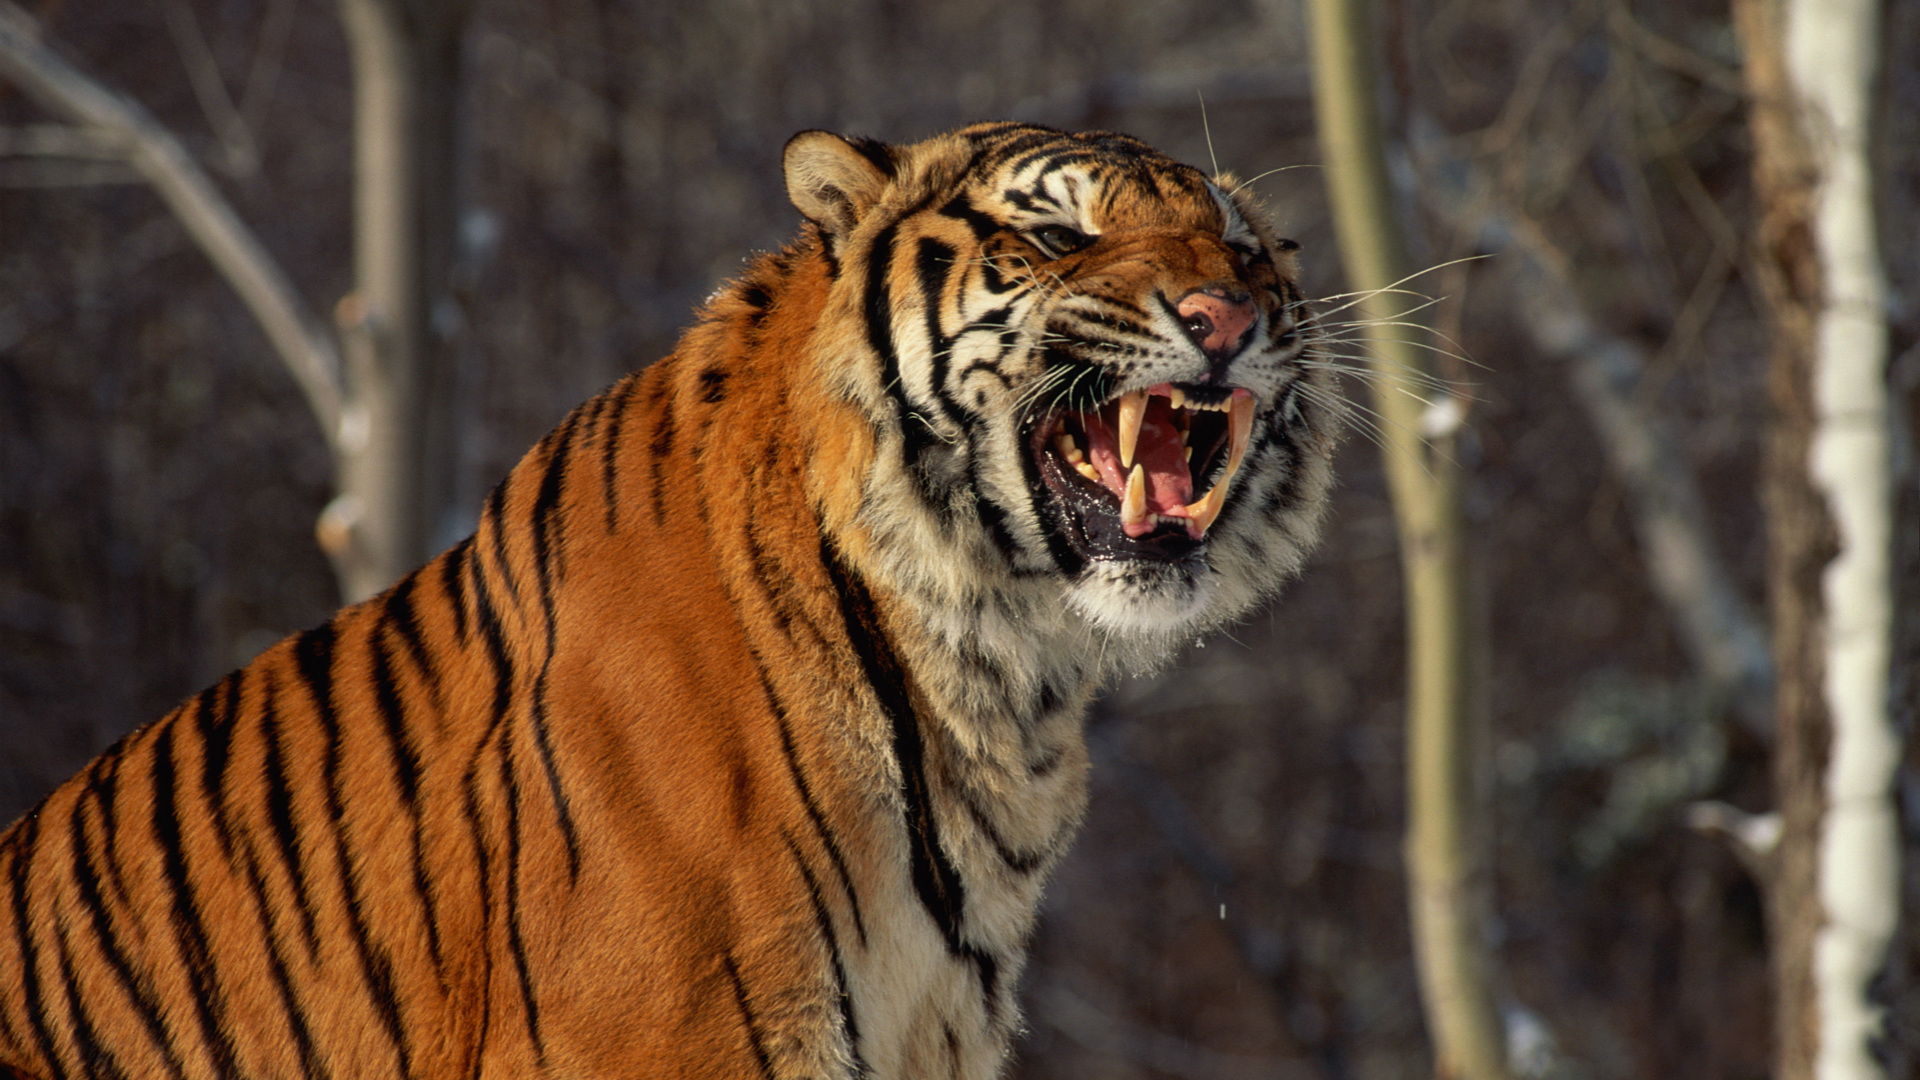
[781,123,1341,659]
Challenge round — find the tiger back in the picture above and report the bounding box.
[0,123,1341,1080]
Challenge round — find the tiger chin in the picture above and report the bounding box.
[0,123,1340,1080]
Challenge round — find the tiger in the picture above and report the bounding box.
[0,122,1340,1080]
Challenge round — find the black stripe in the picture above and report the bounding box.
[915,237,972,426]
[469,562,517,727]
[440,537,472,643]
[819,544,964,935]
[698,366,730,403]
[982,131,1070,174]
[780,832,866,1075]
[67,777,188,1080]
[83,752,136,928]
[601,376,642,533]
[819,539,1005,1017]
[236,847,329,1080]
[7,815,74,1080]
[754,661,866,945]
[722,954,777,1080]
[735,455,835,653]
[299,625,415,1080]
[382,575,442,700]
[457,765,494,944]
[529,423,574,593]
[521,421,586,884]
[481,482,520,604]
[496,742,546,1062]
[366,624,445,969]
[958,788,1046,873]
[739,283,773,327]
[190,680,239,865]
[524,682,581,882]
[966,443,1025,565]
[937,194,1001,243]
[49,915,127,1080]
[149,723,243,1078]
[863,219,944,488]
[258,676,323,959]
[649,391,677,528]
[843,134,896,177]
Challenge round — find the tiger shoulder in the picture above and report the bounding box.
[0,122,1341,1080]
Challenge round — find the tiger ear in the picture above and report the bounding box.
[784,131,895,245]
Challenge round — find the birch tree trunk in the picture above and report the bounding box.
[1735,0,1899,1076]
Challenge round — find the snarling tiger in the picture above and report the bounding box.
[0,122,1339,1080]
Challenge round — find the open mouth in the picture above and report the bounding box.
[1031,383,1255,561]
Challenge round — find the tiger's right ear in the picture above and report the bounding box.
[784,131,895,246]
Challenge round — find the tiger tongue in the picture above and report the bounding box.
[1084,399,1193,515]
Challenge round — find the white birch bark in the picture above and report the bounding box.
[1787,0,1899,1075]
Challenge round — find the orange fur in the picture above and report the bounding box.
[0,123,1340,1079]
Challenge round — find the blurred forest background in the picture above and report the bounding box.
[2,0,1918,1077]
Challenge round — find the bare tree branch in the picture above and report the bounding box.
[1408,122,1776,737]
[0,0,343,445]
[1306,2,1513,1077]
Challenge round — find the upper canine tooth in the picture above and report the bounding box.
[1117,390,1147,469]
[1122,463,1148,527]
[1226,392,1254,478]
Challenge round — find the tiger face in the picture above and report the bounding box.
[786,123,1339,649]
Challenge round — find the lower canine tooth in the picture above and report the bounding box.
[1122,464,1148,527]
[1185,483,1225,535]
[1184,393,1257,536]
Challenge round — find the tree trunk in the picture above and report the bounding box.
[1735,0,1898,1076]
[1304,0,1510,1076]
[327,0,472,601]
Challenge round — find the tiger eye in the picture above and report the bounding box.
[1029,224,1091,258]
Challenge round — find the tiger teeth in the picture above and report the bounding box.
[1121,464,1148,529]
[1074,461,1101,483]
[1226,392,1254,476]
[1054,433,1084,464]
[1182,391,1257,537]
[1186,482,1227,535]
[1116,390,1147,469]
[1168,386,1186,410]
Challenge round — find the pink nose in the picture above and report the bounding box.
[1175,287,1257,358]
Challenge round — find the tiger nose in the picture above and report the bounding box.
[1175,287,1257,360]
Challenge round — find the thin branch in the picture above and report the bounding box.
[1307,1,1513,1077]
[1407,118,1775,736]
[0,0,343,445]
[162,0,260,176]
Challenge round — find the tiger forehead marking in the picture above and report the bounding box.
[1,124,1338,1080]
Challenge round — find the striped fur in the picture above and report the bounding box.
[0,123,1340,1080]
